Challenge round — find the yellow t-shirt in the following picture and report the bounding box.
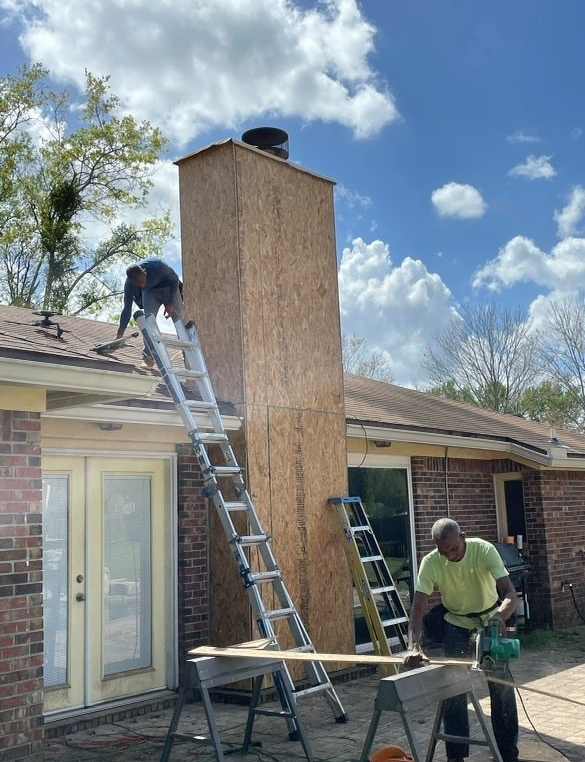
[416,538,508,630]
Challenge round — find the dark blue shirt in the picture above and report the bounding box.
[118,258,181,332]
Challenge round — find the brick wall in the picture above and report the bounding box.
[523,468,585,628]
[411,455,508,554]
[176,445,209,680]
[0,410,44,761]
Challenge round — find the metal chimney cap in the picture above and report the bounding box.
[241,127,289,160]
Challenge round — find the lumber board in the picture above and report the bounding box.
[188,645,472,667]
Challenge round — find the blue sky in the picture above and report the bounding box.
[1,0,585,384]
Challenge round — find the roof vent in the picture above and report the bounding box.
[241,127,289,160]
[33,310,65,339]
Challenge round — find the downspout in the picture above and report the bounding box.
[444,446,450,517]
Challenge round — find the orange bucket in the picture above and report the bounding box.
[369,746,414,762]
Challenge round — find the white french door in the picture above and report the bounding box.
[43,456,172,713]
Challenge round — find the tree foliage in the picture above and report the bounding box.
[424,302,540,413]
[0,65,173,314]
[342,334,394,383]
[519,381,582,429]
[538,296,585,428]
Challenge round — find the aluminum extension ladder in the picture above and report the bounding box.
[329,496,409,664]
[135,311,346,722]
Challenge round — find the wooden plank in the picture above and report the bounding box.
[188,645,472,667]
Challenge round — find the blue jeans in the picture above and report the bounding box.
[142,286,185,359]
[442,623,518,761]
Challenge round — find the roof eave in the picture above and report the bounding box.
[346,423,578,469]
[42,402,243,431]
[0,357,159,404]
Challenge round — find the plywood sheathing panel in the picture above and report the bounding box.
[178,143,245,405]
[234,145,344,411]
[208,429,253,647]
[266,406,351,675]
[178,140,352,661]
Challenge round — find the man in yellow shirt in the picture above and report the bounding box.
[403,518,519,762]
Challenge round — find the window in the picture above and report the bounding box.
[348,461,414,650]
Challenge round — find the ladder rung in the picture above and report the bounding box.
[172,367,207,379]
[184,400,217,411]
[224,501,249,512]
[262,607,296,620]
[156,336,194,349]
[250,570,282,583]
[194,433,228,443]
[361,554,383,563]
[237,534,269,546]
[381,616,409,628]
[351,525,371,533]
[208,466,241,476]
[371,585,396,595]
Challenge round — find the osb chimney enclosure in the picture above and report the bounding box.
[175,138,352,660]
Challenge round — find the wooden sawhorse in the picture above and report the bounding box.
[359,664,503,762]
[160,650,314,762]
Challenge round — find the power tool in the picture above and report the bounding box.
[472,623,520,670]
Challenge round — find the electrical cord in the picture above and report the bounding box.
[484,666,584,762]
[513,678,575,762]
[567,583,585,624]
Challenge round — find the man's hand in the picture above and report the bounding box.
[488,614,507,637]
[402,644,430,670]
[163,302,176,319]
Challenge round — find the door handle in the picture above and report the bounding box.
[75,592,86,602]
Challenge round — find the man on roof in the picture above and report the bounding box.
[117,257,184,368]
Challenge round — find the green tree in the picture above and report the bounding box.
[0,65,173,314]
[427,379,476,405]
[520,381,582,429]
[424,302,540,413]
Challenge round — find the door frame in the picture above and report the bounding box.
[42,450,178,716]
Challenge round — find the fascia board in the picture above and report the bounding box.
[43,403,243,432]
[346,423,578,470]
[0,357,159,397]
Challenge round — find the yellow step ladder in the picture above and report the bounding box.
[329,496,409,662]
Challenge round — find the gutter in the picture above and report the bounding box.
[0,357,160,399]
[346,423,578,470]
[43,402,243,432]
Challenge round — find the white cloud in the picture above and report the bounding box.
[554,186,585,238]
[508,154,556,180]
[473,235,585,293]
[2,0,397,145]
[431,182,487,220]
[338,238,458,385]
[506,131,540,144]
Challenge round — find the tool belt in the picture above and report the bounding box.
[464,599,499,619]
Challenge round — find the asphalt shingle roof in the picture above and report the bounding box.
[343,373,585,460]
[2,305,585,460]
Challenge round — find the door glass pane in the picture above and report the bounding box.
[103,476,152,676]
[43,476,69,688]
[348,467,412,647]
